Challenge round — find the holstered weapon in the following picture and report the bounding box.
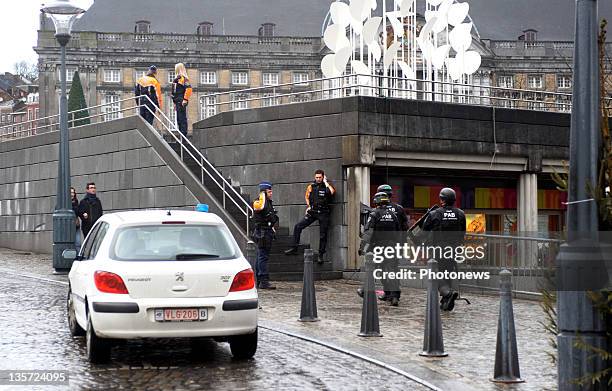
[359,202,373,237]
[407,204,439,244]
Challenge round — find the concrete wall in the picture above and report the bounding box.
[194,97,570,271]
[0,116,235,254]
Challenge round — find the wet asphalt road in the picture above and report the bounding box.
[0,271,428,391]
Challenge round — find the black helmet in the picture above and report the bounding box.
[377,184,393,197]
[439,188,456,206]
[373,192,390,206]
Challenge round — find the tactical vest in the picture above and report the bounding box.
[309,182,332,212]
[252,198,278,228]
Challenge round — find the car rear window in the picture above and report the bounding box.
[110,224,239,261]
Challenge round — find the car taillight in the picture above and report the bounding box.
[229,269,255,292]
[94,271,129,294]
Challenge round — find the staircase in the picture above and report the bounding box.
[166,138,342,281]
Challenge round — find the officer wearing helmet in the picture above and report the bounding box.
[377,184,408,231]
[422,187,466,311]
[359,192,402,306]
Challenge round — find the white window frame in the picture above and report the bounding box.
[103,69,121,83]
[231,71,248,86]
[168,70,176,84]
[167,94,177,124]
[497,75,513,89]
[292,72,309,86]
[134,69,147,81]
[527,75,543,89]
[261,93,279,107]
[556,75,572,89]
[262,72,279,86]
[200,71,217,85]
[103,93,121,120]
[231,93,249,110]
[200,95,217,119]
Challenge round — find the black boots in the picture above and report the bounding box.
[440,290,458,311]
[258,280,276,290]
[284,247,298,255]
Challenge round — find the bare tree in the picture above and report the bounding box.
[12,61,38,81]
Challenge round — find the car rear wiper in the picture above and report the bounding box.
[175,253,220,260]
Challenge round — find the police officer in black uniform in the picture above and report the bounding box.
[422,187,466,311]
[377,184,409,231]
[359,192,402,306]
[285,170,335,263]
[252,181,279,290]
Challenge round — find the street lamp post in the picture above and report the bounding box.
[557,0,609,390]
[42,0,91,272]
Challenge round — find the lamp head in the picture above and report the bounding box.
[41,0,92,37]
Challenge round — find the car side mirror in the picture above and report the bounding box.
[62,249,78,262]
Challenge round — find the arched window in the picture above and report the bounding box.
[259,23,275,37]
[197,22,213,36]
[135,20,151,34]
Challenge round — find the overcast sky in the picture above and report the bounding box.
[0,1,40,74]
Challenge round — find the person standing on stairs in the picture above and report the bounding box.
[285,170,335,264]
[252,181,279,290]
[135,65,162,125]
[171,63,193,137]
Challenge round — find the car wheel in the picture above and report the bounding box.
[67,289,85,337]
[86,313,111,364]
[229,328,258,359]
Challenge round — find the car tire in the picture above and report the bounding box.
[86,313,111,364]
[229,328,258,359]
[67,289,85,337]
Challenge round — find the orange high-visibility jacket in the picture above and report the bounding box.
[135,75,162,109]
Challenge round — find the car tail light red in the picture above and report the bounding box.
[229,269,255,292]
[94,271,129,294]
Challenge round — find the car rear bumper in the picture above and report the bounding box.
[90,293,258,339]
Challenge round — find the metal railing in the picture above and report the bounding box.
[199,73,612,116]
[0,95,253,240]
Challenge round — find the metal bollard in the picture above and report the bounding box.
[491,269,524,383]
[298,249,319,322]
[358,253,382,337]
[246,240,257,271]
[419,259,447,357]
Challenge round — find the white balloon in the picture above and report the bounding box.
[432,44,450,69]
[370,0,377,10]
[369,41,382,62]
[462,50,481,75]
[447,2,469,27]
[321,54,340,78]
[399,0,414,17]
[397,60,416,79]
[351,60,371,75]
[438,0,455,16]
[419,14,437,40]
[330,1,351,28]
[362,16,382,45]
[432,12,448,34]
[424,9,436,23]
[417,37,435,63]
[335,46,353,73]
[384,41,401,70]
[387,12,404,37]
[324,24,343,52]
[449,22,473,52]
[446,57,463,81]
[350,0,369,28]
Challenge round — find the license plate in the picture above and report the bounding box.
[154,308,208,322]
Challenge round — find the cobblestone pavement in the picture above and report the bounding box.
[0,248,429,391]
[257,280,557,391]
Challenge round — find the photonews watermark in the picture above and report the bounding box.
[371,243,486,264]
[372,268,491,281]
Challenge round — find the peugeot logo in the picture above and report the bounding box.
[175,272,184,282]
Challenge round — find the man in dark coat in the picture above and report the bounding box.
[77,182,103,239]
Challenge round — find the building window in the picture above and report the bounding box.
[135,69,147,81]
[197,22,213,36]
[103,94,121,120]
[58,67,77,83]
[557,75,572,89]
[263,72,279,86]
[527,75,543,89]
[292,94,311,103]
[497,75,513,89]
[293,72,309,86]
[168,70,176,83]
[556,96,571,112]
[524,30,537,42]
[135,20,151,34]
[231,71,248,86]
[200,71,217,85]
[167,95,177,124]
[1,115,5,123]
[259,23,275,37]
[231,93,249,110]
[261,94,279,107]
[103,69,121,83]
[200,95,217,119]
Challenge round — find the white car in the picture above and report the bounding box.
[66,210,258,363]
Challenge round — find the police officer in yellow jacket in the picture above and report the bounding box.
[252,181,279,290]
[135,65,162,125]
[171,63,193,136]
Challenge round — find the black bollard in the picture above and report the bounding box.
[358,253,382,337]
[491,269,524,383]
[419,259,447,357]
[298,249,319,322]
